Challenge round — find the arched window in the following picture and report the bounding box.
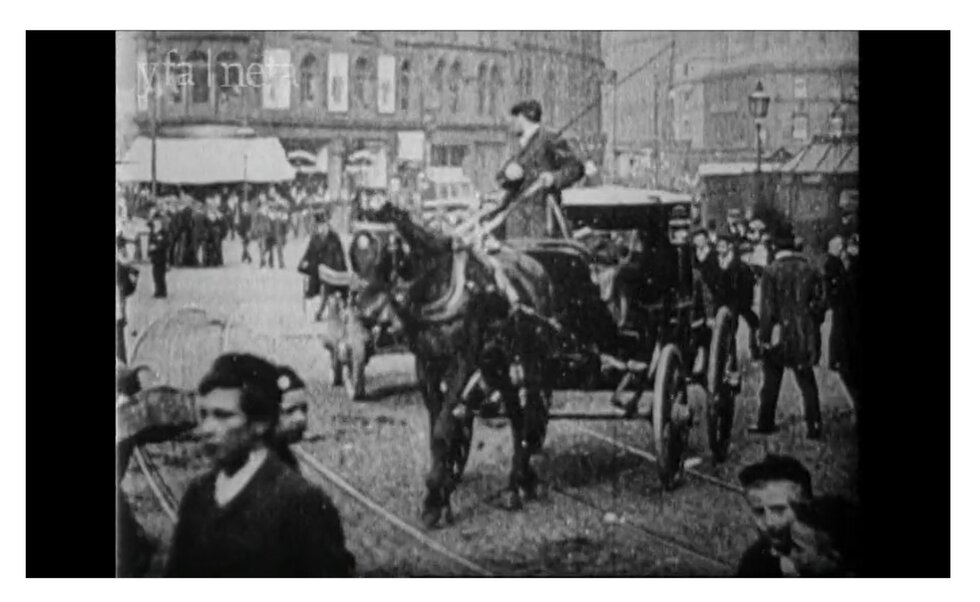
[214,51,240,113]
[543,68,556,121]
[164,50,185,104]
[215,51,240,89]
[489,64,502,116]
[399,60,411,112]
[477,62,488,114]
[431,58,445,110]
[352,56,371,109]
[299,53,317,104]
[187,50,209,104]
[448,60,463,113]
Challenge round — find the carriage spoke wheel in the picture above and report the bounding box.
[651,344,690,490]
[706,307,737,463]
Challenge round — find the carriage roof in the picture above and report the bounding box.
[562,186,692,208]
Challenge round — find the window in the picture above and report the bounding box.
[215,51,241,89]
[164,50,185,104]
[449,59,463,113]
[187,50,209,104]
[431,145,467,167]
[352,56,371,109]
[793,114,809,141]
[449,145,466,166]
[299,53,317,104]
[794,76,808,100]
[477,62,488,114]
[544,69,557,120]
[399,60,411,111]
[489,64,502,116]
[431,58,445,110]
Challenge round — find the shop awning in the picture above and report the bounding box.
[118,136,296,184]
[780,140,858,175]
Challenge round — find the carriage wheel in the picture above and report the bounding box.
[651,344,690,490]
[706,306,738,463]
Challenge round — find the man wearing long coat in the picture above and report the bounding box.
[495,100,584,240]
[753,226,827,440]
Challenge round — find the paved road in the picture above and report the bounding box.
[121,235,858,576]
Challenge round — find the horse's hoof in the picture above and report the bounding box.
[501,491,523,511]
[421,507,443,530]
[443,505,455,525]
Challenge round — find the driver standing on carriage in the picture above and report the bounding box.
[495,100,585,239]
[469,100,585,307]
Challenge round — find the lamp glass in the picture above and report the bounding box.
[748,81,771,119]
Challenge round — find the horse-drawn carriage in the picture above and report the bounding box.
[321,182,742,526]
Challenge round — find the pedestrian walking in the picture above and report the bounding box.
[147,215,169,298]
[752,224,827,440]
[165,353,355,577]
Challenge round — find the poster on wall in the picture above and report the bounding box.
[328,53,349,112]
[262,48,291,110]
[377,55,396,114]
[397,131,425,162]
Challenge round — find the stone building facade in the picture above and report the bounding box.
[602,31,859,190]
[120,31,605,196]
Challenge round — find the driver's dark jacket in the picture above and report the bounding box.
[495,127,584,239]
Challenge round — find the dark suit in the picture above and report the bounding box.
[757,250,826,432]
[148,229,169,297]
[165,453,354,577]
[496,127,584,239]
[716,251,760,359]
[736,539,784,577]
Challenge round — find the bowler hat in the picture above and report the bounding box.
[510,100,543,123]
[772,223,797,251]
[690,225,709,239]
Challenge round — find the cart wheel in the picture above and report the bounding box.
[450,413,475,484]
[706,306,737,462]
[651,343,690,490]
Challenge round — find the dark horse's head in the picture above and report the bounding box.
[351,203,464,327]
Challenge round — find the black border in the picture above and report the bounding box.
[24,30,951,578]
[856,31,950,577]
[26,31,118,577]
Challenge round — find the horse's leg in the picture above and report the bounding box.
[501,383,527,511]
[418,356,456,528]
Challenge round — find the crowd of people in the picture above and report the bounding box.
[685,210,860,440]
[115,97,862,578]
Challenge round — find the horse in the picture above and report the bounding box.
[353,203,559,528]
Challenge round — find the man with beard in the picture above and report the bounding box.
[736,454,814,577]
[165,353,354,577]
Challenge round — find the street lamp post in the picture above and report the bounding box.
[747,80,771,209]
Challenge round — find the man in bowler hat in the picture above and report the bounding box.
[752,224,826,440]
